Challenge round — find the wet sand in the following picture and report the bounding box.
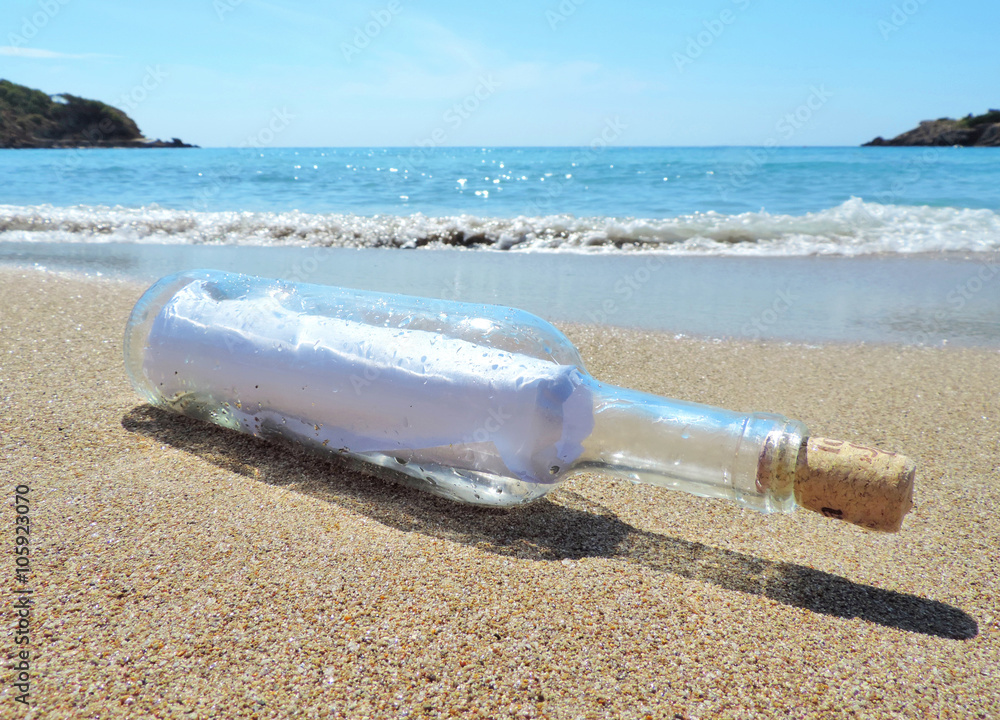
[1,266,998,718]
[3,241,999,347]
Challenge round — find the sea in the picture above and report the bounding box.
[2,146,999,345]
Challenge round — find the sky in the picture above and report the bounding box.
[1,0,997,147]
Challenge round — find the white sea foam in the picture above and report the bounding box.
[2,198,999,255]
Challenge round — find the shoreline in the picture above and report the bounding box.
[2,267,998,717]
[2,242,999,347]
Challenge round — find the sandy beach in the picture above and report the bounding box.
[2,265,998,719]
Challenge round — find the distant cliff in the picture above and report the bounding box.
[0,79,195,148]
[864,110,1000,147]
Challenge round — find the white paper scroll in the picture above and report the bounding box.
[143,280,594,483]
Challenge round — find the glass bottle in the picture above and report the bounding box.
[124,270,915,532]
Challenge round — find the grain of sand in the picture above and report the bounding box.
[1,267,998,719]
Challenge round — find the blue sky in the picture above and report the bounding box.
[1,0,997,147]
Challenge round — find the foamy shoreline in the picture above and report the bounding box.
[2,267,998,717]
[2,198,1000,254]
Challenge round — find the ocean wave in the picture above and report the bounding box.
[2,198,999,255]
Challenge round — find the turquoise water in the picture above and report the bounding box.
[3,146,999,216]
[2,146,999,254]
[2,146,999,344]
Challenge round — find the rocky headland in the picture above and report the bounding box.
[0,79,195,149]
[864,110,1000,147]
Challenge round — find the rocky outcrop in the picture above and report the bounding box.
[864,111,1000,147]
[978,123,1000,146]
[0,79,196,148]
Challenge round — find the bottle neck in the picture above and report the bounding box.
[571,378,808,514]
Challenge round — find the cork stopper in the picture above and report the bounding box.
[793,437,915,532]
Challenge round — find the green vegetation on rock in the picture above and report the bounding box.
[958,109,1000,129]
[0,78,192,148]
[863,108,1000,147]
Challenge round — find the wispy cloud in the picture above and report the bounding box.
[329,15,656,102]
[335,55,655,103]
[0,47,114,59]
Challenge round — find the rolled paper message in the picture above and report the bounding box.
[126,270,919,527]
[792,437,916,532]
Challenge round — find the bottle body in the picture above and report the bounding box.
[124,270,806,512]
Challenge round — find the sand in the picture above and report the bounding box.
[1,265,998,719]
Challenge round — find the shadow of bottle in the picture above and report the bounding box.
[121,405,977,641]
